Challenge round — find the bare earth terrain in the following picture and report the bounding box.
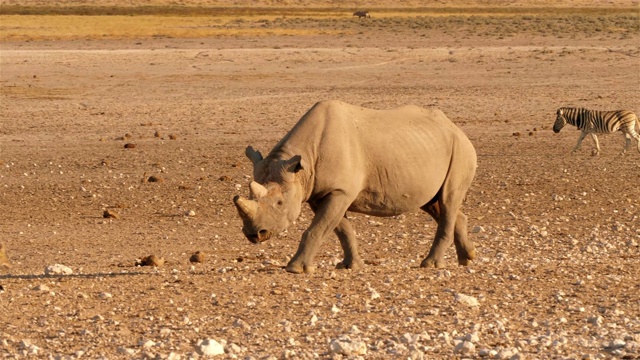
[1,3,639,359]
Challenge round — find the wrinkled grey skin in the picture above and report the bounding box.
[234,100,477,274]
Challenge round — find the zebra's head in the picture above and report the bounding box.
[553,108,567,133]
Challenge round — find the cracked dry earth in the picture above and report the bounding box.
[1,16,640,360]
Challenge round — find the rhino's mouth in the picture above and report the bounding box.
[244,229,272,244]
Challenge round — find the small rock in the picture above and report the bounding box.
[232,318,251,331]
[168,134,178,140]
[98,292,112,299]
[124,143,136,149]
[608,339,626,349]
[329,336,367,356]
[587,315,603,327]
[218,175,231,181]
[116,347,135,355]
[34,284,50,292]
[471,225,485,233]
[103,209,120,219]
[195,339,224,356]
[495,348,516,359]
[185,210,196,217]
[454,341,475,355]
[465,333,480,342]
[190,251,205,263]
[147,175,163,183]
[45,264,73,276]
[368,286,381,300]
[0,242,12,269]
[136,255,165,267]
[455,293,480,307]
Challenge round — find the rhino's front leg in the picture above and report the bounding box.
[334,216,364,271]
[286,192,352,274]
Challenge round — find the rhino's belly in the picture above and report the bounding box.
[348,188,437,217]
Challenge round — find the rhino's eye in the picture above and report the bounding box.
[277,200,283,206]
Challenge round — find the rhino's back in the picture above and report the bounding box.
[287,101,475,214]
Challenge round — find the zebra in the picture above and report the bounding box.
[353,11,371,19]
[553,107,640,155]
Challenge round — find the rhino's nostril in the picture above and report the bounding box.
[259,229,268,237]
[246,233,259,244]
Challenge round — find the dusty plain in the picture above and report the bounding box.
[1,2,639,359]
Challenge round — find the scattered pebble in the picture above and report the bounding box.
[44,264,73,276]
[329,336,367,356]
[136,255,165,267]
[195,339,225,356]
[455,293,480,307]
[190,251,205,263]
[103,209,120,219]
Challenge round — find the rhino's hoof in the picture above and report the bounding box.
[457,249,476,266]
[420,257,446,269]
[285,262,315,274]
[336,259,364,271]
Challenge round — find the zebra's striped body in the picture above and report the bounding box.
[553,107,640,155]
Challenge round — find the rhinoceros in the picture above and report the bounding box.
[233,100,477,274]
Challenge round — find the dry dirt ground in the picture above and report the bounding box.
[1,4,639,360]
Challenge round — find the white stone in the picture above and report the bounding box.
[454,341,475,355]
[34,284,50,292]
[167,352,181,360]
[44,264,73,275]
[117,347,135,355]
[329,337,367,356]
[368,287,381,300]
[196,339,225,356]
[465,333,480,342]
[609,339,626,349]
[98,292,112,299]
[587,315,603,326]
[495,348,517,359]
[232,318,251,331]
[455,293,480,307]
[186,210,196,217]
[471,226,485,233]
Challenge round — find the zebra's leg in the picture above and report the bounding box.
[573,132,588,153]
[590,133,601,156]
[631,129,640,154]
[621,133,631,155]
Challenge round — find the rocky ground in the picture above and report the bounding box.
[1,4,639,360]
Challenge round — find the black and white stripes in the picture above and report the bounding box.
[553,107,640,155]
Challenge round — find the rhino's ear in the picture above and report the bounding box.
[284,155,304,173]
[249,181,268,198]
[245,146,263,165]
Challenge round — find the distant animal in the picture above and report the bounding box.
[353,11,371,19]
[0,242,11,270]
[553,107,640,155]
[233,100,477,274]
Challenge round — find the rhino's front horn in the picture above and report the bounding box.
[233,195,258,218]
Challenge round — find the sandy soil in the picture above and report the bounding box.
[1,6,639,360]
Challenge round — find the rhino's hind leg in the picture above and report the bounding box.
[453,211,476,265]
[420,201,454,268]
[420,187,475,268]
[334,216,364,271]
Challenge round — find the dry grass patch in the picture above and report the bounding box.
[0,14,346,40]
